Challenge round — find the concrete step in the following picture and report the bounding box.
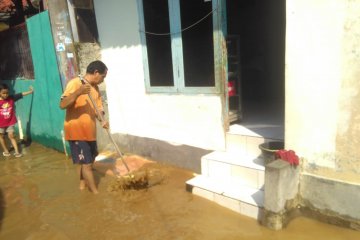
[186,175,264,220]
[226,132,265,157]
[186,122,284,220]
[226,124,283,156]
[201,151,265,190]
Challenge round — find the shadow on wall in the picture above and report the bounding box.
[24,91,34,145]
[94,0,141,48]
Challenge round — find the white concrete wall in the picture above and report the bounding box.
[285,0,344,169]
[283,0,360,226]
[286,0,360,177]
[93,0,225,150]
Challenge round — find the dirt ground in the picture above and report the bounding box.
[0,143,360,240]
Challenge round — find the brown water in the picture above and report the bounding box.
[0,143,360,240]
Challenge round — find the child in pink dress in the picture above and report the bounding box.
[0,84,34,157]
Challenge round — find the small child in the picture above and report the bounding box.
[0,84,34,157]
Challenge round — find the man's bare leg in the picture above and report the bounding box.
[76,165,87,190]
[81,163,99,194]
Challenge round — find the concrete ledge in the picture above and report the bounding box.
[262,207,301,230]
[97,132,211,173]
[300,173,360,219]
[262,159,300,230]
[300,206,360,231]
[262,165,360,231]
[300,173,360,231]
[264,159,300,212]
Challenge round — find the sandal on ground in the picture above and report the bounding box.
[14,153,22,158]
[3,152,11,157]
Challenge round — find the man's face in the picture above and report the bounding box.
[95,70,107,84]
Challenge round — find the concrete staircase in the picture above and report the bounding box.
[186,124,283,220]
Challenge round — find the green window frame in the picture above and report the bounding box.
[137,0,222,94]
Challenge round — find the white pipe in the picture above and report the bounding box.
[61,130,68,156]
[17,116,24,140]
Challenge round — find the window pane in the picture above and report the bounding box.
[143,0,174,86]
[180,0,215,87]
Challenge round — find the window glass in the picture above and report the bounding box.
[143,0,174,86]
[180,0,215,87]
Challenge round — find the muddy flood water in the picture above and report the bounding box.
[0,143,360,240]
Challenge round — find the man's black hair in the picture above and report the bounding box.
[86,60,108,74]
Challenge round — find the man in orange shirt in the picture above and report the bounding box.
[60,60,109,194]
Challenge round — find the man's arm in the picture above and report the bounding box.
[59,83,91,109]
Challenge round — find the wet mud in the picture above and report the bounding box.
[107,164,165,191]
[94,153,165,192]
[0,143,360,239]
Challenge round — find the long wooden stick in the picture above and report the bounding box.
[80,76,130,173]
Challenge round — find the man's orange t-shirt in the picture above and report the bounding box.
[62,77,103,141]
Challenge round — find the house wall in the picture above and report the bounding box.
[286,0,360,226]
[287,0,360,180]
[93,1,225,161]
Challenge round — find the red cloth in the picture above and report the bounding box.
[275,149,299,166]
[228,81,236,96]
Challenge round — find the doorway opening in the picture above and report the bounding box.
[226,0,286,140]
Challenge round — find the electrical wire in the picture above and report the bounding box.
[139,6,218,36]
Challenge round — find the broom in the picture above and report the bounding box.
[80,76,163,190]
[79,76,131,173]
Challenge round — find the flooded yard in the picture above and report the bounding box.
[0,143,359,239]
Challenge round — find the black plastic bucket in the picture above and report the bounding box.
[259,141,284,164]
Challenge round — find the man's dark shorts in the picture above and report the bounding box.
[69,141,98,164]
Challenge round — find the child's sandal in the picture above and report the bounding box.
[14,153,22,158]
[3,152,11,157]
